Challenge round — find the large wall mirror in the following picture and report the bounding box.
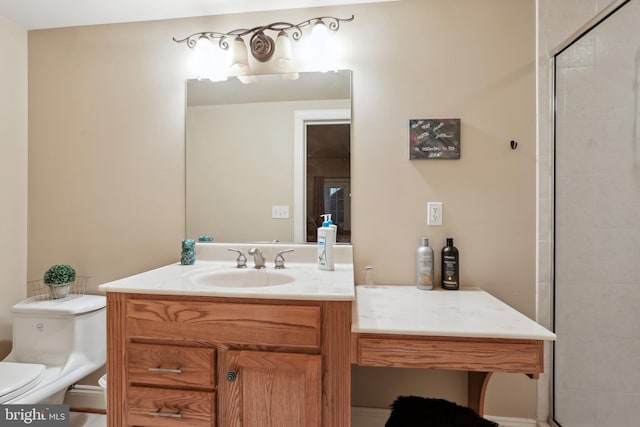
[186,70,352,243]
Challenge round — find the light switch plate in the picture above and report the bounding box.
[272,205,290,219]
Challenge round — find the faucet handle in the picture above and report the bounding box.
[274,249,295,269]
[228,248,247,268]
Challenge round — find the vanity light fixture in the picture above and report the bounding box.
[174,15,354,82]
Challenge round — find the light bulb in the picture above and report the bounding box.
[230,36,251,75]
[209,43,230,82]
[274,30,294,72]
[309,20,337,72]
[189,36,229,81]
[190,37,215,80]
[311,20,330,45]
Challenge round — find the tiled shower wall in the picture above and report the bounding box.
[537,0,637,425]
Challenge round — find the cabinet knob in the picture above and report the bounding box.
[226,370,238,382]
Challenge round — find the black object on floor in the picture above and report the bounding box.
[384,396,499,427]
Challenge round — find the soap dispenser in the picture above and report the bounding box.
[321,214,338,245]
[317,215,335,271]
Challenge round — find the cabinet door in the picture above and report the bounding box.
[221,350,321,427]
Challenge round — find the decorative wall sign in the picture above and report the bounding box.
[409,119,461,159]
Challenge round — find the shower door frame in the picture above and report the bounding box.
[550,0,633,425]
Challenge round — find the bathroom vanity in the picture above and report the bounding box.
[100,243,556,426]
[106,293,350,427]
[352,285,557,416]
[100,243,354,427]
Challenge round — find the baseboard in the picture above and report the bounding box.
[63,385,105,411]
[61,398,539,426]
[351,406,537,427]
[486,415,538,427]
[351,407,390,427]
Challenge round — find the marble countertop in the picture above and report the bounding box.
[98,243,355,301]
[352,285,556,341]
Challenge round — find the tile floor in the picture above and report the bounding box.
[69,412,106,427]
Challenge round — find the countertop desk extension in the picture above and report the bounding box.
[351,286,557,416]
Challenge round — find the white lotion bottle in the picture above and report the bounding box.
[317,217,335,270]
[416,237,434,290]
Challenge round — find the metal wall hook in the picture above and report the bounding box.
[510,140,518,150]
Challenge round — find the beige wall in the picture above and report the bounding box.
[27,19,186,288]
[0,16,28,358]
[27,0,536,418]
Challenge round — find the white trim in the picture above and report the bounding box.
[64,386,105,410]
[486,415,538,427]
[293,108,351,242]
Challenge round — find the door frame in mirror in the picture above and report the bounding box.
[293,109,351,242]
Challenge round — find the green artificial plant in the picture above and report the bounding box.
[44,264,76,286]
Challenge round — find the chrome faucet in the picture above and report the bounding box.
[248,248,266,269]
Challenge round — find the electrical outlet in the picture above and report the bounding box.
[427,202,443,225]
[272,205,290,219]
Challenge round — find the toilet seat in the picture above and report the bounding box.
[0,361,46,403]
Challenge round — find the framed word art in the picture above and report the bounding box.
[408,118,461,159]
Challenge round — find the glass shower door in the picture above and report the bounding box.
[553,1,640,426]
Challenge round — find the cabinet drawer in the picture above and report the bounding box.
[128,343,215,389]
[356,336,543,374]
[127,386,214,427]
[127,299,321,349]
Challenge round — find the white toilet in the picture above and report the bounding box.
[0,294,106,404]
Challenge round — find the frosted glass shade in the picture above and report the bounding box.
[230,36,251,75]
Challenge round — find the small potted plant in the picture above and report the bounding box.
[44,264,76,299]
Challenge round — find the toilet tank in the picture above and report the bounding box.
[10,295,106,367]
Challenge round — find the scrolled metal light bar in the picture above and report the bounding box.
[173,15,354,62]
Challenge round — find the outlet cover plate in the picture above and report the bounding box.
[428,202,443,225]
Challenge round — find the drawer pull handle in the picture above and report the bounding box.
[226,370,238,382]
[149,409,183,419]
[148,366,183,374]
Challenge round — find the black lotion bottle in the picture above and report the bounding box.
[441,238,459,290]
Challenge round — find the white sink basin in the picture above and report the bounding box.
[191,269,295,288]
[99,243,355,300]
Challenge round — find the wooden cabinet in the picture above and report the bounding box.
[106,293,350,427]
[220,350,321,427]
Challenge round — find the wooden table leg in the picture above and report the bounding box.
[468,371,492,416]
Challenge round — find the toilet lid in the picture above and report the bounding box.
[0,362,46,403]
[13,294,106,315]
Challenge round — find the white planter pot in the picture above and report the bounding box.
[48,283,71,299]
